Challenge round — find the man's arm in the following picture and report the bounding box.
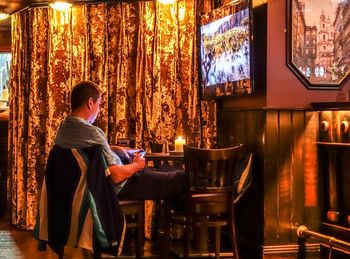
[91,127,146,182]
[109,153,146,183]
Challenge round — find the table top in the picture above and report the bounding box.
[145,152,184,160]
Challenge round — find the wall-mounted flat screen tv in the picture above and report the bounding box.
[200,4,253,99]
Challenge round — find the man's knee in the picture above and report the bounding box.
[165,170,187,197]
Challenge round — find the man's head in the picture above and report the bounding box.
[70,81,102,123]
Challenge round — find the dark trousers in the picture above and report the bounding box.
[118,168,186,201]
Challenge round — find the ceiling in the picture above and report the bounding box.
[0,1,45,31]
[0,0,152,14]
[0,0,148,31]
[0,0,51,15]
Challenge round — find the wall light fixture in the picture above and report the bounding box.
[0,11,9,20]
[49,1,73,11]
[157,0,176,4]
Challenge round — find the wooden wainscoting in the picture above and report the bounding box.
[218,108,321,259]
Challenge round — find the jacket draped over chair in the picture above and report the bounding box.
[33,145,126,256]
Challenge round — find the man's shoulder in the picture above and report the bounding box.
[61,117,102,131]
[63,116,90,126]
[55,117,105,147]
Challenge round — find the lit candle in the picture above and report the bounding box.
[174,136,186,152]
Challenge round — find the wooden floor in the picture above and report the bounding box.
[0,213,176,259]
[0,215,237,259]
[0,213,330,259]
[0,218,63,259]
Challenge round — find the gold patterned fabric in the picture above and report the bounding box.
[9,0,216,230]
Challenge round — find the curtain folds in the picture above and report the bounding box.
[9,0,216,229]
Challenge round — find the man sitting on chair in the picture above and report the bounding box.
[54,80,185,200]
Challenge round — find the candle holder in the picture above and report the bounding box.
[162,140,169,154]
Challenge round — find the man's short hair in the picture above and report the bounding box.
[70,81,102,111]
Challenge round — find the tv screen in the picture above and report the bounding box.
[200,6,252,99]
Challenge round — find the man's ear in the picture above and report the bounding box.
[87,97,94,110]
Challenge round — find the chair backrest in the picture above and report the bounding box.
[150,141,175,153]
[184,145,241,193]
[234,153,253,204]
[150,141,163,153]
[117,138,131,147]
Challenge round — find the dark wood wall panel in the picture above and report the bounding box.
[218,109,265,151]
[0,31,11,51]
[218,109,265,258]
[277,111,293,243]
[264,110,319,246]
[302,112,320,231]
[291,112,306,233]
[217,109,320,258]
[265,111,279,244]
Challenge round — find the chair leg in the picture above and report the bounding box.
[184,226,190,259]
[135,219,142,258]
[93,251,102,259]
[138,202,145,246]
[49,244,64,259]
[136,203,144,258]
[151,201,161,241]
[134,228,141,259]
[164,204,171,251]
[58,247,64,259]
[37,240,47,251]
[184,216,191,259]
[215,226,221,259]
[230,208,239,259]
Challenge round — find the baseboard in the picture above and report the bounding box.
[263,243,320,255]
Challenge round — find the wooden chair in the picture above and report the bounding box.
[150,141,163,153]
[166,145,242,259]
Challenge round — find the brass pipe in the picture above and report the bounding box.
[297,225,350,252]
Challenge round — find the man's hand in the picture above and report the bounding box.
[133,153,146,171]
[108,150,146,184]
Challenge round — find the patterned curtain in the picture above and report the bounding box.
[9,0,216,229]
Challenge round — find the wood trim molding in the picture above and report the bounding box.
[0,46,11,52]
[263,243,320,255]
